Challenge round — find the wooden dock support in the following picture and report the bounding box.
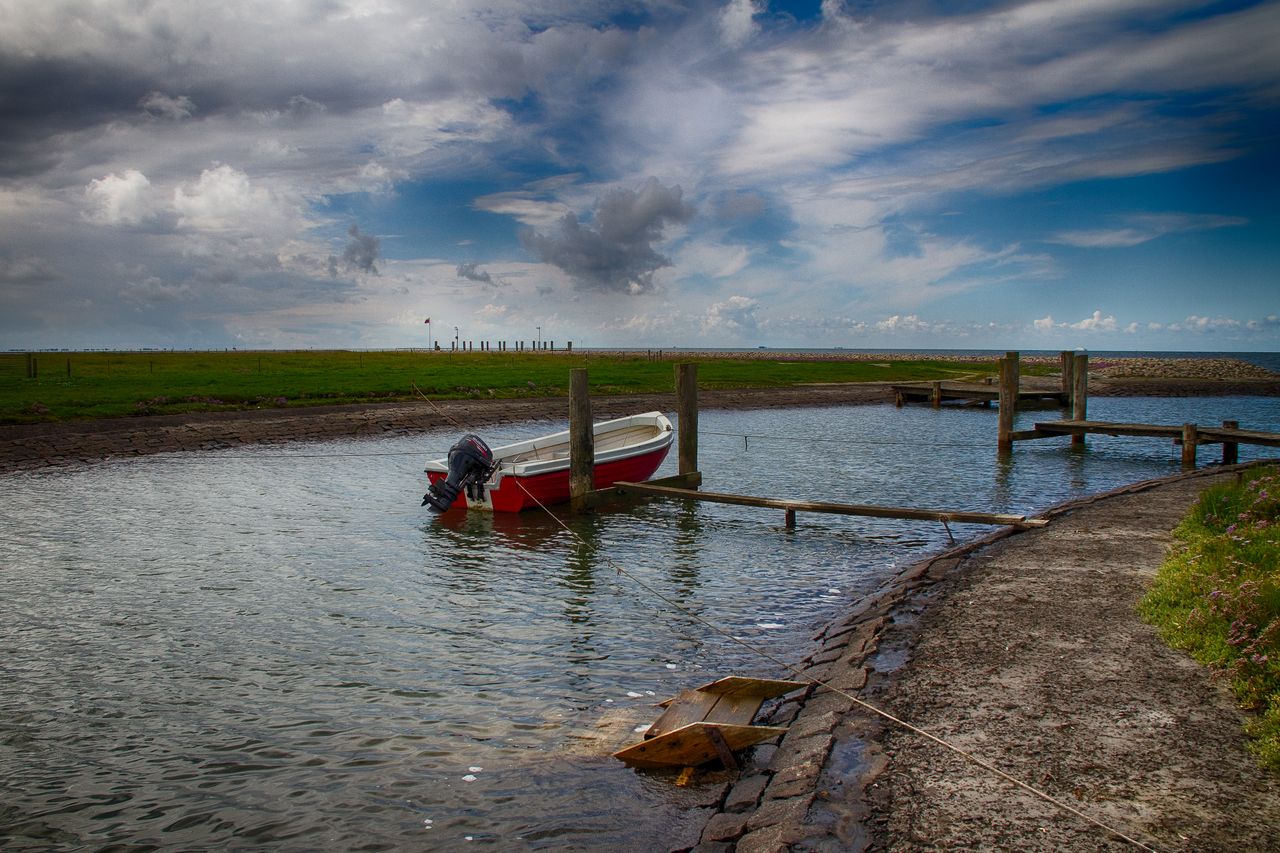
[1060,351,1074,400]
[997,351,1019,454]
[569,368,594,511]
[930,381,942,409]
[1071,353,1088,447]
[1181,423,1198,469]
[1222,420,1239,465]
[676,363,698,478]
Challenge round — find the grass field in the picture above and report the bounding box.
[0,350,1035,424]
[1140,465,1280,772]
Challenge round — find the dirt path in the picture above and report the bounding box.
[691,466,1280,852]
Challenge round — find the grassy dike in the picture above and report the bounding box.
[0,350,1039,424]
[1141,464,1280,772]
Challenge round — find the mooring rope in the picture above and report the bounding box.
[412,385,1162,851]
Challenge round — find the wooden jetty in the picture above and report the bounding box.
[613,676,806,772]
[568,362,1050,529]
[1012,418,1280,467]
[891,380,1066,408]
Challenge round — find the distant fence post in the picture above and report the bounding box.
[1221,420,1239,465]
[1072,354,1088,447]
[26,353,37,379]
[997,351,1019,454]
[676,363,698,477]
[569,368,594,511]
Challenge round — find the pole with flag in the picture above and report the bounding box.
[424,316,432,351]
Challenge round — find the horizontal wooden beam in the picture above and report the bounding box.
[1032,420,1280,448]
[611,481,1047,528]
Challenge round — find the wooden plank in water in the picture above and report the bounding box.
[612,481,1048,528]
[613,722,790,769]
[693,676,806,699]
[645,689,719,739]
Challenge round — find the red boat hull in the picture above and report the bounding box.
[427,443,671,512]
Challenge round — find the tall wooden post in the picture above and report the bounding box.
[1071,354,1088,447]
[930,381,942,409]
[1059,351,1074,403]
[1221,420,1239,465]
[997,351,1019,454]
[675,363,698,476]
[569,368,594,510]
[1181,423,1198,469]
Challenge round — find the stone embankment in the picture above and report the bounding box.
[680,466,1280,852]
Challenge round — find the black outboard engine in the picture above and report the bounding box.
[423,434,494,513]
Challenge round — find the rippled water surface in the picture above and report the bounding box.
[3,398,1277,850]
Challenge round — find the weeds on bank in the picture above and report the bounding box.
[1140,464,1280,772]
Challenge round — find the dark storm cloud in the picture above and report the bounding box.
[519,178,695,293]
[342,224,380,274]
[456,262,497,285]
[0,57,155,177]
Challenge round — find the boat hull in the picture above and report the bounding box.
[424,412,674,513]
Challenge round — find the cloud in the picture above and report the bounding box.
[719,0,764,48]
[1049,213,1248,248]
[702,295,760,335]
[1034,315,1054,331]
[84,169,156,226]
[342,224,381,275]
[456,262,498,286]
[0,251,57,284]
[519,178,695,294]
[139,92,195,121]
[173,165,278,234]
[1069,310,1118,331]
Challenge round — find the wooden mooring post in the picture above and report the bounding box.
[1222,420,1240,465]
[997,351,1019,454]
[1181,423,1198,469]
[569,368,594,511]
[1060,351,1074,400]
[676,362,698,477]
[1071,353,1088,447]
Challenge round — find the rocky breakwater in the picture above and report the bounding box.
[1090,357,1280,397]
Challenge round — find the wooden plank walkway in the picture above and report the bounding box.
[611,481,1048,528]
[891,381,1068,407]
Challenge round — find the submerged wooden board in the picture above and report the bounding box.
[615,676,807,768]
[614,722,790,769]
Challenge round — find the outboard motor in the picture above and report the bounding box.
[423,434,494,513]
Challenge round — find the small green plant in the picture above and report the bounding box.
[1141,465,1280,772]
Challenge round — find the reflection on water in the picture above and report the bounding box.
[2,399,1277,850]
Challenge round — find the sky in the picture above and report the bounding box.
[1,0,1277,352]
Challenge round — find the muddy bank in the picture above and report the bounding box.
[687,466,1280,852]
[4,372,1279,471]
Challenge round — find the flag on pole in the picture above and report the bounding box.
[424,317,431,324]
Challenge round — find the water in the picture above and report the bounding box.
[2,397,1277,851]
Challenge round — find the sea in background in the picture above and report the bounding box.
[2,393,1279,850]
[619,348,1280,373]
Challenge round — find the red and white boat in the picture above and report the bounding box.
[423,411,674,513]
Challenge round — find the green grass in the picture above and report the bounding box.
[1140,465,1280,772]
[0,350,1027,424]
